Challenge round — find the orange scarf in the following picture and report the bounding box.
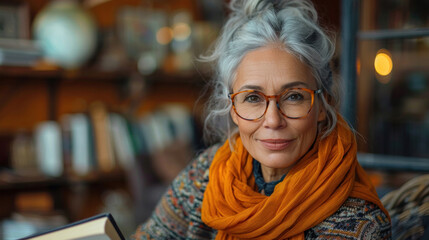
[201,116,390,239]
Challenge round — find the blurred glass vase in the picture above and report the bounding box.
[33,0,97,69]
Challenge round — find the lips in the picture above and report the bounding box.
[259,139,293,151]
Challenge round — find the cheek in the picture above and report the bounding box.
[298,112,320,139]
[236,119,259,138]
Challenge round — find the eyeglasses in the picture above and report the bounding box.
[229,88,322,121]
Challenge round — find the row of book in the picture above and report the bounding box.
[10,103,196,177]
[0,38,42,67]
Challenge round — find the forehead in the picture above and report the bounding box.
[233,47,316,92]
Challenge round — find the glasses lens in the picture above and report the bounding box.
[233,91,266,120]
[279,89,313,118]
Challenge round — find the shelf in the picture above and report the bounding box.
[358,28,429,40]
[358,153,429,172]
[66,169,126,185]
[0,66,129,82]
[145,69,209,87]
[0,173,66,191]
[0,169,126,191]
[0,65,209,87]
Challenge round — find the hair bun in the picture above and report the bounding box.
[229,0,317,23]
[229,0,267,18]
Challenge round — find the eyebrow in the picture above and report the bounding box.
[237,81,310,92]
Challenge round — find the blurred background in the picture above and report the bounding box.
[0,0,427,239]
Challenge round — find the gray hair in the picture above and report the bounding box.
[201,0,340,145]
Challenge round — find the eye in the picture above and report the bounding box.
[244,93,264,103]
[283,91,304,101]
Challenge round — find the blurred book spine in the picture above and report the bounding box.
[69,114,94,175]
[109,113,135,170]
[34,121,63,177]
[10,132,37,175]
[89,102,116,172]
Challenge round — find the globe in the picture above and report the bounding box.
[33,0,97,69]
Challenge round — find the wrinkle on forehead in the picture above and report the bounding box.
[233,46,316,93]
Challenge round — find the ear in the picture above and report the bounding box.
[230,107,239,125]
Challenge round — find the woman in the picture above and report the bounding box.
[133,0,391,239]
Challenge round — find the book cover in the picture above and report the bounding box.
[20,213,125,240]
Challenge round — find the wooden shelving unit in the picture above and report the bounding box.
[0,1,209,236]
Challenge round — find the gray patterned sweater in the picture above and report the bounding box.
[133,145,391,239]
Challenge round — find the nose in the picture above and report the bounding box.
[262,99,286,129]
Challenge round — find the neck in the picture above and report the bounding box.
[260,165,289,182]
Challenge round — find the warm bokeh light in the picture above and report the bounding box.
[156,27,173,45]
[173,23,191,41]
[374,49,393,76]
[356,58,361,76]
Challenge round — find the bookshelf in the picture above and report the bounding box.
[0,65,205,217]
[0,1,210,236]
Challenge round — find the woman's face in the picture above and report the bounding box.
[231,46,325,173]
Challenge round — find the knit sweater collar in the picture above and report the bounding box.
[253,159,286,196]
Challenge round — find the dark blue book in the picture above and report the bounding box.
[20,213,125,240]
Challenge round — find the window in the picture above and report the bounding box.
[342,0,429,171]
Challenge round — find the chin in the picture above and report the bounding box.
[255,151,298,169]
